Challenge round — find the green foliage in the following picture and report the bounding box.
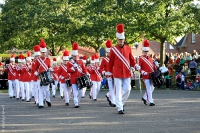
[0,0,199,60]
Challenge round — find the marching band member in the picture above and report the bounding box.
[139,40,157,106]
[57,50,71,106]
[52,57,59,97]
[26,52,33,99]
[81,55,87,98]
[4,54,16,98]
[21,53,31,102]
[32,45,41,105]
[67,42,87,108]
[87,54,101,101]
[19,55,26,101]
[59,58,64,99]
[99,39,115,107]
[108,24,140,114]
[87,55,95,99]
[15,55,21,99]
[32,39,52,108]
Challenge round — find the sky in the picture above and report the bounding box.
[0,0,4,4]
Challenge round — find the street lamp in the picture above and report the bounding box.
[134,42,139,49]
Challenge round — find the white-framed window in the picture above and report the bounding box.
[191,32,196,43]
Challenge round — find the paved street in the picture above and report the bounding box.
[0,90,200,133]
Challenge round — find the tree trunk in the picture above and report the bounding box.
[159,39,165,67]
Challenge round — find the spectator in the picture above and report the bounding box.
[196,73,200,89]
[186,80,194,90]
[168,64,173,87]
[180,56,185,69]
[164,53,169,66]
[189,59,197,81]
[176,73,182,89]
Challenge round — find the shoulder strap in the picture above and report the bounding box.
[112,47,130,71]
[37,57,48,71]
[141,56,154,71]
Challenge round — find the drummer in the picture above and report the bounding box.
[67,42,87,108]
[138,39,157,106]
[32,38,52,109]
[57,50,71,106]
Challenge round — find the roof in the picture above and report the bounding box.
[174,35,187,47]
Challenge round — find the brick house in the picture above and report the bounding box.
[174,32,200,54]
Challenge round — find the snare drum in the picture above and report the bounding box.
[39,71,54,86]
[77,75,92,89]
[66,79,72,87]
[150,70,165,87]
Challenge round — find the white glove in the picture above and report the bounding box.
[135,64,141,71]
[70,67,75,71]
[102,71,105,75]
[154,61,159,67]
[196,80,198,82]
[60,76,64,79]
[48,68,53,71]
[105,72,112,76]
[86,72,90,77]
[141,70,148,76]
[34,71,38,76]
[73,63,78,68]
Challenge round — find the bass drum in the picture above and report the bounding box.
[150,70,165,87]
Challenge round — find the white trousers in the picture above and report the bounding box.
[15,79,20,98]
[82,87,87,97]
[33,80,40,104]
[107,77,115,104]
[39,85,50,106]
[59,82,64,97]
[8,80,15,97]
[72,84,82,106]
[114,78,131,111]
[29,80,34,97]
[61,83,71,103]
[51,80,58,96]
[92,81,101,99]
[143,79,154,103]
[24,82,30,101]
[19,81,25,100]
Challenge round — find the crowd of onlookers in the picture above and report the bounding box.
[152,50,200,90]
[129,50,200,90]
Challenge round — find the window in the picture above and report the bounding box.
[191,32,196,43]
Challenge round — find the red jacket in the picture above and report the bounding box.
[21,64,31,82]
[139,55,157,79]
[32,57,51,74]
[108,45,136,78]
[67,59,86,84]
[57,64,70,83]
[52,66,59,81]
[31,60,39,82]
[87,66,102,82]
[4,64,16,80]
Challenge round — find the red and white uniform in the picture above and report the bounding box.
[139,55,157,103]
[87,65,101,100]
[15,64,20,99]
[4,64,16,97]
[57,64,71,104]
[108,45,137,111]
[32,56,51,107]
[51,66,59,96]
[99,56,115,105]
[67,59,87,106]
[21,64,31,101]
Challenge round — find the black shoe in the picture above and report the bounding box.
[20,97,22,99]
[13,96,15,98]
[105,95,110,102]
[118,110,124,114]
[43,100,45,105]
[22,99,25,101]
[61,96,64,99]
[38,106,44,109]
[93,99,97,101]
[74,105,80,108]
[36,103,39,107]
[26,100,30,102]
[46,101,51,107]
[89,95,91,99]
[110,103,116,107]
[65,103,69,106]
[34,101,36,104]
[82,96,85,98]
[32,96,34,98]
[53,95,55,98]
[142,98,147,105]
[10,97,12,98]
[123,106,125,111]
[16,98,19,100]
[149,103,155,106]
